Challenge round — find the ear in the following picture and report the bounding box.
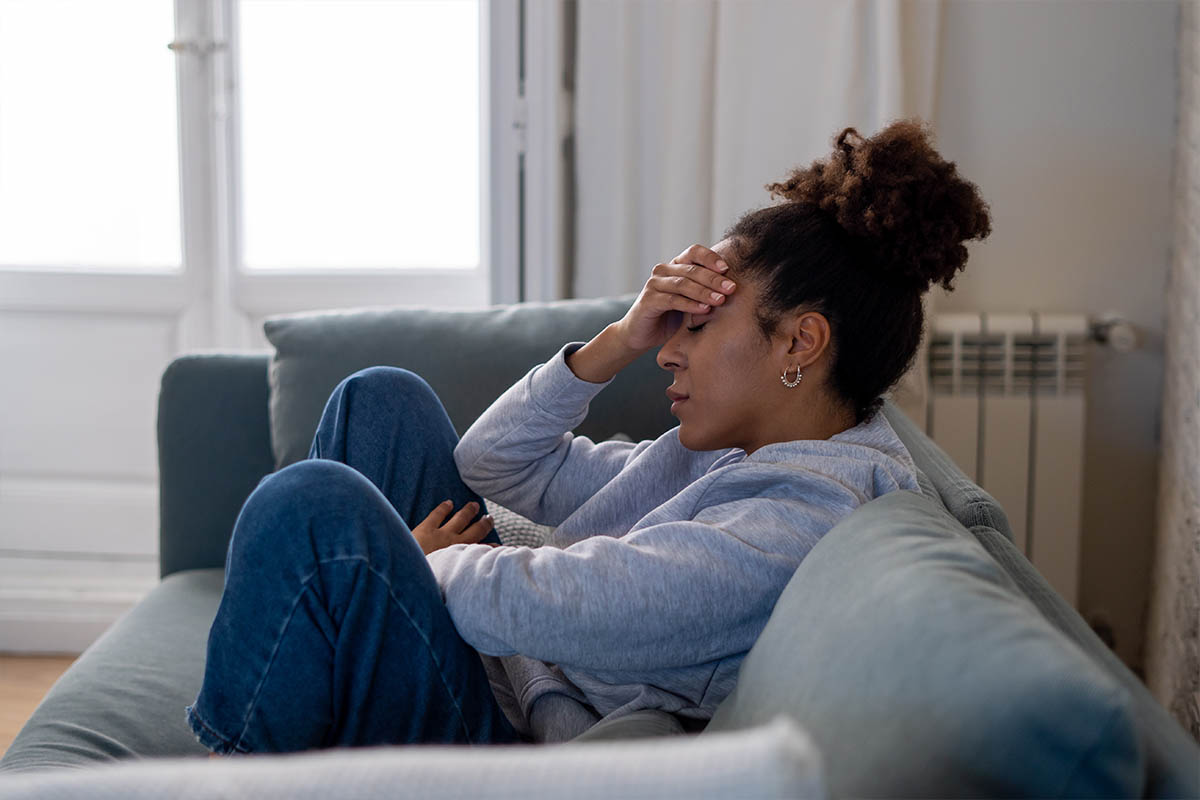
[782,311,834,368]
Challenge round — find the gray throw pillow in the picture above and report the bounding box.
[262,295,674,471]
[486,499,552,548]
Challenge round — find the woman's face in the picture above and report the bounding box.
[655,239,783,453]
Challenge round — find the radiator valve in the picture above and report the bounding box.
[1089,312,1138,353]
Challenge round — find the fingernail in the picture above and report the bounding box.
[711,291,723,302]
[717,260,729,271]
[722,280,735,292]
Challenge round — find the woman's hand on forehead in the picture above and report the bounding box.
[670,243,738,316]
[609,242,738,353]
[670,243,730,275]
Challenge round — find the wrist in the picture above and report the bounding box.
[566,323,646,383]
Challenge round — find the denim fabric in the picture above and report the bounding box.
[185,367,519,754]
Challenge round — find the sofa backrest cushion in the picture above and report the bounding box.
[263,294,675,470]
[880,402,1200,797]
[972,526,1200,799]
[705,488,1144,799]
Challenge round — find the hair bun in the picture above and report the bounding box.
[765,118,992,292]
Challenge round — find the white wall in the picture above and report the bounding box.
[929,0,1179,671]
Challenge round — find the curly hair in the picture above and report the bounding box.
[723,117,992,426]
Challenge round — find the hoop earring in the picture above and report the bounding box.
[781,365,803,388]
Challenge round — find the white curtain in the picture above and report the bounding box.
[572,0,945,420]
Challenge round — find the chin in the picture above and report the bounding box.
[677,425,725,452]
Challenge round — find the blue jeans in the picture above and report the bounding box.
[185,367,521,754]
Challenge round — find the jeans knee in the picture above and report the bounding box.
[334,366,436,407]
[233,461,378,557]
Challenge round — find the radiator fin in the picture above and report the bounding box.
[923,311,1087,607]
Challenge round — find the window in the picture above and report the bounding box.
[0,0,180,270]
[0,0,567,654]
[235,0,480,272]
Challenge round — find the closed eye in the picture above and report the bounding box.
[687,323,707,333]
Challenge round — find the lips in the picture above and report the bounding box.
[666,388,689,403]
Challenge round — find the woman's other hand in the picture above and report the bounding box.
[615,244,736,351]
[412,500,496,555]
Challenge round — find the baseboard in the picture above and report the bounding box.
[0,556,158,654]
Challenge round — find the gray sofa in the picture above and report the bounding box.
[2,294,1198,798]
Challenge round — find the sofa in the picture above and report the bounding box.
[2,293,1198,798]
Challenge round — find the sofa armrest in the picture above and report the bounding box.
[0,717,824,800]
[157,353,275,578]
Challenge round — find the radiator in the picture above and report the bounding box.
[921,311,1088,607]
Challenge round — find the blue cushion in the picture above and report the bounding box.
[706,489,1144,798]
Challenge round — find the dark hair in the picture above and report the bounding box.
[722,117,992,426]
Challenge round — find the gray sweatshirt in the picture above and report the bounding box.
[425,341,929,742]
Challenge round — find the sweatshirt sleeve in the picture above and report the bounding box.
[453,341,653,527]
[424,487,846,672]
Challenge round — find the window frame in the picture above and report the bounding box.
[217,0,494,322]
[0,0,550,336]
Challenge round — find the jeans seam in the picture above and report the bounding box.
[356,557,478,744]
[229,554,478,751]
[187,704,251,754]
[230,561,322,752]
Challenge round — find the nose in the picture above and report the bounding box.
[656,324,687,372]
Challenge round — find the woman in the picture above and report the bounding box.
[186,118,992,754]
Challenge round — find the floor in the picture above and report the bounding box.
[0,654,77,758]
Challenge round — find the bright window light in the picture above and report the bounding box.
[237,0,480,271]
[0,0,181,270]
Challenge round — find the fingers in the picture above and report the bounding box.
[447,501,479,526]
[671,243,729,274]
[413,499,497,555]
[653,260,737,299]
[438,500,495,540]
[648,271,735,312]
[460,516,496,544]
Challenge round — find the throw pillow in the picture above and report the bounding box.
[262,295,674,471]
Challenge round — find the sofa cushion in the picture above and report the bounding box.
[0,716,825,800]
[705,488,1144,799]
[974,527,1200,799]
[0,569,223,773]
[263,294,676,470]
